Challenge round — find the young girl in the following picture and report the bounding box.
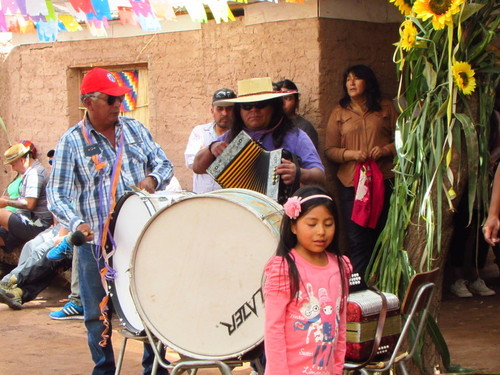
[264,185,351,375]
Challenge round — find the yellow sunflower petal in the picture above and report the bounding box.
[400,19,418,51]
[452,61,476,95]
[413,0,465,30]
[390,0,412,16]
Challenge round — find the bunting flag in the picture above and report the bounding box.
[117,6,137,26]
[85,17,108,36]
[44,0,57,22]
[0,11,7,32]
[90,0,112,20]
[19,14,36,33]
[0,0,308,41]
[36,19,58,41]
[26,0,49,17]
[6,14,20,32]
[150,0,175,21]
[183,0,207,23]
[206,0,234,24]
[1,0,21,15]
[69,0,95,15]
[110,70,138,112]
[59,14,83,31]
[129,0,160,31]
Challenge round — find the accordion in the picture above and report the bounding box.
[207,131,287,202]
[346,289,401,362]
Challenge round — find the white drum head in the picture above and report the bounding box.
[112,193,152,333]
[111,191,192,334]
[131,192,282,359]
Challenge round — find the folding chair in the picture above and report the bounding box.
[344,268,439,375]
[115,329,161,375]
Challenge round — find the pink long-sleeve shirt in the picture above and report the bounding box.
[264,250,350,375]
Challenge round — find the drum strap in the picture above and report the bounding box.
[82,119,125,347]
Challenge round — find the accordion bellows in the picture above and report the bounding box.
[207,131,282,201]
[346,289,402,362]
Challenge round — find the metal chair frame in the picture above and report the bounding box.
[344,268,439,375]
[114,329,161,375]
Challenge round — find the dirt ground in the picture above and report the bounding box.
[0,265,499,375]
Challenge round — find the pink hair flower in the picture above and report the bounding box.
[283,196,302,219]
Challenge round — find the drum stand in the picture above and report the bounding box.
[143,324,234,375]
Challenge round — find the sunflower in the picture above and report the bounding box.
[390,0,413,16]
[413,0,464,30]
[452,61,476,95]
[399,19,418,51]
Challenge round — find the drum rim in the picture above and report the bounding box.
[129,189,282,360]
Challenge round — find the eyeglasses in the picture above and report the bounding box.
[94,94,125,106]
[240,102,270,111]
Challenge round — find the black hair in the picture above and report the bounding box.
[227,97,294,148]
[275,79,300,102]
[339,65,382,112]
[275,185,349,310]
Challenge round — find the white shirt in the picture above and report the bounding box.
[184,121,222,193]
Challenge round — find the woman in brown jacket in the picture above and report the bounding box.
[325,65,397,285]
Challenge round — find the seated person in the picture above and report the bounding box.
[0,141,52,255]
[0,223,83,314]
[2,174,23,213]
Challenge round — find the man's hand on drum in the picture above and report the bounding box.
[77,222,94,242]
[138,176,157,194]
[276,158,298,185]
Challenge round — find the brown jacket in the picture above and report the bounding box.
[325,98,397,187]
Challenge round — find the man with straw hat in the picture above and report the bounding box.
[193,77,325,198]
[0,141,52,255]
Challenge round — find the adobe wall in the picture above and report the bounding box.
[0,16,399,194]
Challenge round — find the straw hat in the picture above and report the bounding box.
[3,143,31,165]
[217,77,290,104]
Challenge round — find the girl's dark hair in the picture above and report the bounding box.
[276,185,349,310]
[227,98,294,148]
[339,64,382,112]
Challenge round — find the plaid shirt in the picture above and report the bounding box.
[47,116,173,242]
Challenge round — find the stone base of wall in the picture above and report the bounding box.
[0,247,21,269]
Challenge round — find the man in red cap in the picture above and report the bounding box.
[47,67,173,375]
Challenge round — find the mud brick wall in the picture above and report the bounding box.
[0,17,399,194]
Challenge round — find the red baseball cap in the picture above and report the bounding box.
[80,68,131,96]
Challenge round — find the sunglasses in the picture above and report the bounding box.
[240,102,270,111]
[213,89,236,100]
[95,94,125,106]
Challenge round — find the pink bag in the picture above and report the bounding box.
[351,160,385,229]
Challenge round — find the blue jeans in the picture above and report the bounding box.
[79,243,168,375]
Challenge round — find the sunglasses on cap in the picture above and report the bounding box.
[213,89,236,102]
[240,102,270,111]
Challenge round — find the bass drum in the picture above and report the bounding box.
[109,190,193,335]
[130,189,283,359]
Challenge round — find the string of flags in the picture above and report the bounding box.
[0,0,307,41]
